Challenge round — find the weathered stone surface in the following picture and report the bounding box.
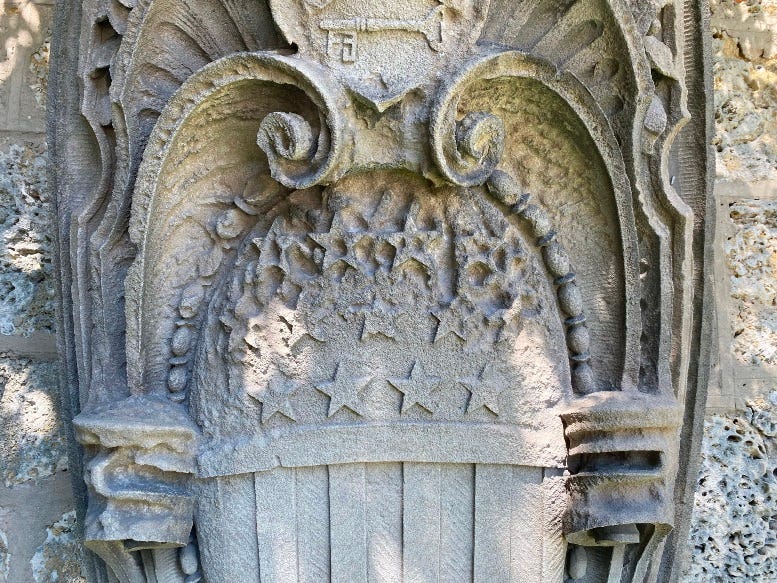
[725,200,777,367]
[706,0,777,413]
[711,0,777,61]
[0,1,72,571]
[0,357,66,487]
[712,1,777,182]
[685,391,777,581]
[0,142,54,337]
[30,511,86,583]
[1,472,81,583]
[0,2,52,134]
[28,32,50,110]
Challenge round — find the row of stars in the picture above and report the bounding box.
[252,213,445,276]
[246,360,506,424]
[251,212,516,280]
[240,295,520,358]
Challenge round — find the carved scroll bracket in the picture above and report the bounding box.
[126,51,355,400]
[243,54,352,190]
[73,395,199,549]
[561,390,682,577]
[431,48,643,392]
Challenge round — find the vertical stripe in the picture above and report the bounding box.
[607,545,626,583]
[329,463,368,582]
[474,464,513,583]
[196,474,260,583]
[366,463,403,583]
[139,550,156,583]
[509,466,543,582]
[541,470,567,583]
[439,464,475,581]
[255,468,298,583]
[403,462,442,583]
[631,528,669,583]
[295,466,331,583]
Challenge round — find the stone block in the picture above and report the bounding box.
[710,0,777,61]
[0,529,8,582]
[30,511,86,583]
[0,2,52,133]
[711,1,777,182]
[724,199,777,368]
[0,356,66,487]
[0,141,54,338]
[684,391,777,581]
[0,473,82,583]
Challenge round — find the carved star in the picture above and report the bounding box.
[490,301,523,343]
[279,313,312,348]
[388,206,444,271]
[360,296,398,340]
[305,299,343,341]
[245,304,313,352]
[458,234,505,274]
[460,365,505,416]
[247,371,300,424]
[369,190,396,229]
[388,361,441,415]
[275,233,305,276]
[310,213,359,270]
[455,234,511,296]
[432,298,475,343]
[252,218,285,271]
[315,363,373,417]
[371,235,399,272]
[432,307,465,343]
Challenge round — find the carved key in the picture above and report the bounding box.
[321,5,445,62]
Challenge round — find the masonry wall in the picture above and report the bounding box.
[0,1,86,581]
[683,1,777,580]
[0,1,774,581]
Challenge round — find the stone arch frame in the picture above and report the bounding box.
[48,1,715,581]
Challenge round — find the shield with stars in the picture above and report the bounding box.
[190,170,571,580]
[209,173,569,442]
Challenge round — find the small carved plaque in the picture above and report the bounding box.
[270,0,488,107]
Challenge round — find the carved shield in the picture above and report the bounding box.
[49,0,714,582]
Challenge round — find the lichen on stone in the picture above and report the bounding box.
[30,511,86,583]
[684,391,777,581]
[725,200,777,367]
[0,357,68,487]
[0,143,55,337]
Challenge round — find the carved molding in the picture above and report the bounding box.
[74,396,198,547]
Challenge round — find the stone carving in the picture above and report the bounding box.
[49,0,714,581]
